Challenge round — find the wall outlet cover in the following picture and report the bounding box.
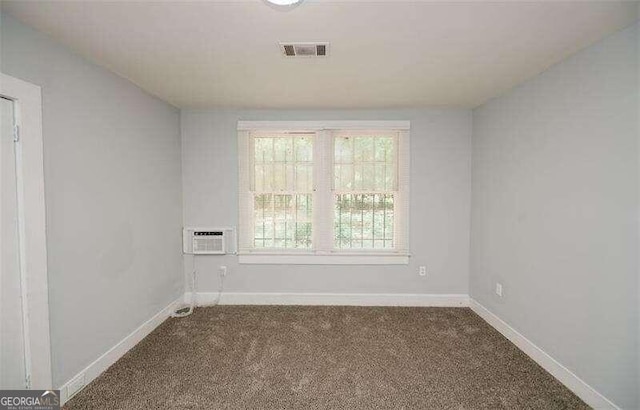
[495,283,503,297]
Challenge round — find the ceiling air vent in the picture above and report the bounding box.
[279,42,329,57]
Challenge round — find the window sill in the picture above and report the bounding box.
[238,253,409,265]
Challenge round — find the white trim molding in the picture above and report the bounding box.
[237,120,411,264]
[0,73,51,389]
[470,299,621,410]
[56,294,618,410]
[59,297,182,406]
[186,292,469,307]
[238,253,409,265]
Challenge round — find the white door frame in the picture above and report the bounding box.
[1,73,52,389]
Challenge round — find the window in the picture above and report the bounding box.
[252,133,313,249]
[334,132,397,250]
[238,121,409,264]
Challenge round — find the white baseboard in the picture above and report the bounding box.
[58,294,615,409]
[185,292,470,307]
[469,299,620,410]
[59,296,182,406]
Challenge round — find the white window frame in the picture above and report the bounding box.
[238,120,410,265]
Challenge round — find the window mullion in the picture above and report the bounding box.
[312,130,333,253]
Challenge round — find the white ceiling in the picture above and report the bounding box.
[2,0,638,109]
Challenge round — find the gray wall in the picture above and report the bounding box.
[182,109,471,295]
[470,23,638,409]
[1,14,184,388]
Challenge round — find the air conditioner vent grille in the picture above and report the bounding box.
[279,42,329,57]
[283,45,295,56]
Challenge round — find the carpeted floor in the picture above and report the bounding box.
[64,306,588,409]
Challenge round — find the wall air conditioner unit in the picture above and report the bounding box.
[183,229,226,255]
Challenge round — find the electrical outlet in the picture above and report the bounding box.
[419,266,427,276]
[220,266,227,276]
[66,373,86,398]
[495,283,503,297]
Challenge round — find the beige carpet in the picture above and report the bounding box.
[65,306,588,409]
